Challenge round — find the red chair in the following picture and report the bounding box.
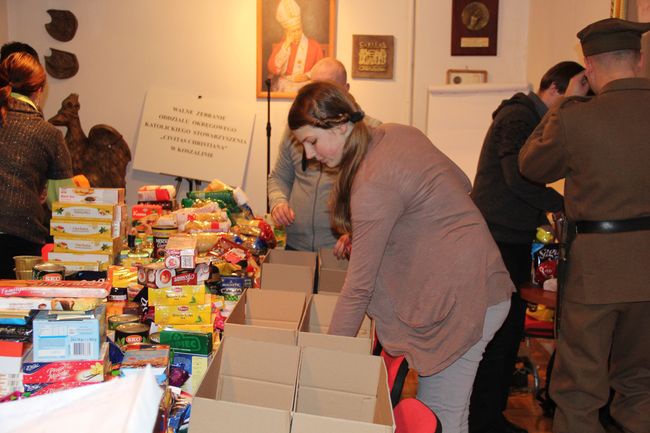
[380,348,409,407]
[394,398,442,433]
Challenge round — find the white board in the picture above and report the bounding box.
[426,82,531,184]
[133,88,255,186]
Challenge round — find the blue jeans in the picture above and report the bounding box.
[417,299,511,433]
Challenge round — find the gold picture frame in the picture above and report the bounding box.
[446,69,488,84]
[257,0,336,99]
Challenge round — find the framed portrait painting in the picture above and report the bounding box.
[257,0,336,99]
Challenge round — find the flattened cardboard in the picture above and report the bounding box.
[224,289,306,345]
[261,250,317,294]
[190,398,291,433]
[317,248,349,293]
[294,346,394,432]
[193,337,300,412]
[298,293,374,354]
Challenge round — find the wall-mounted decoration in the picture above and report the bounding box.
[451,0,499,56]
[49,94,131,188]
[45,9,78,42]
[45,48,79,79]
[351,35,394,79]
[257,0,336,99]
[610,0,628,18]
[446,69,487,84]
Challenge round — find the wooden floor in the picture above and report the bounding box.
[401,337,554,433]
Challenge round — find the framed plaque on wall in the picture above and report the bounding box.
[451,0,499,56]
[351,35,394,79]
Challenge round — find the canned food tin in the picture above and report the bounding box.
[108,313,140,331]
[115,322,150,346]
[32,263,66,282]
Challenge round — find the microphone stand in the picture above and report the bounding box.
[265,78,272,214]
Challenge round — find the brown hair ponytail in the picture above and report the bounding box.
[0,52,46,126]
[288,81,372,235]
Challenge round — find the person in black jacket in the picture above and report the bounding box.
[468,61,586,433]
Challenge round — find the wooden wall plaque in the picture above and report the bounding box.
[351,34,394,79]
[451,0,499,56]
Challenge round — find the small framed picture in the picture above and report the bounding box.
[351,35,394,79]
[451,0,499,56]
[446,69,488,84]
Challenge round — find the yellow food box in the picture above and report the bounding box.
[148,285,207,307]
[154,304,211,325]
[53,237,121,255]
[51,202,117,221]
[47,252,114,271]
[58,187,125,204]
[50,219,116,240]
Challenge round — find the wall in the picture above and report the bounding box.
[2,0,414,213]
[0,0,6,42]
[526,0,611,87]
[2,0,613,212]
[412,0,531,134]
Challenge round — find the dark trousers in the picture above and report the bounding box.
[0,233,43,279]
[469,242,531,433]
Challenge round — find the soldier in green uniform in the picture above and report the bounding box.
[519,18,650,433]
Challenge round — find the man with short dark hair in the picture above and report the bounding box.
[1,41,39,62]
[519,18,650,433]
[469,61,585,433]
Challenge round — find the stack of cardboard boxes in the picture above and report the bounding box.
[189,249,395,433]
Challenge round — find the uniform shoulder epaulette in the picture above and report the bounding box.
[559,95,591,108]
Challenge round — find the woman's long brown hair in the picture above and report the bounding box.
[0,52,46,126]
[288,81,372,235]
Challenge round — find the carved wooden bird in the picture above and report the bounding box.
[49,93,132,188]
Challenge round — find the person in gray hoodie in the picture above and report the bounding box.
[468,61,586,433]
[268,57,379,252]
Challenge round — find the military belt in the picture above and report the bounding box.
[575,216,650,234]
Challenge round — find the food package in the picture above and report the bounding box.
[58,188,125,205]
[0,297,102,311]
[148,285,207,307]
[154,304,211,326]
[22,342,109,384]
[50,219,117,239]
[531,242,560,285]
[164,235,197,270]
[137,185,177,202]
[0,280,111,298]
[51,202,118,221]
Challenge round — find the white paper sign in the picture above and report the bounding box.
[133,88,255,185]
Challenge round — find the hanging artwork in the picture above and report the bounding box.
[351,35,394,79]
[451,0,499,56]
[45,48,79,79]
[45,9,78,42]
[257,0,336,99]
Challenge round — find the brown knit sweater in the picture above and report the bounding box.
[0,96,72,244]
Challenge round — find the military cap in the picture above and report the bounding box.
[577,18,650,56]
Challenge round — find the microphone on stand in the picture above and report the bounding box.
[265,78,272,214]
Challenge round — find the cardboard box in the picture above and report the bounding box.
[58,187,125,204]
[298,293,374,354]
[317,248,349,293]
[47,252,114,270]
[293,346,394,432]
[32,305,106,362]
[0,341,26,374]
[193,337,300,410]
[224,289,307,345]
[190,400,291,433]
[261,250,317,294]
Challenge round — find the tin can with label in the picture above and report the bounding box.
[32,263,66,282]
[108,313,140,331]
[152,225,177,259]
[115,322,150,346]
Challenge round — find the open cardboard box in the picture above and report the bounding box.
[224,289,307,345]
[317,248,349,293]
[292,346,394,432]
[190,336,300,432]
[261,250,317,294]
[298,293,374,354]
